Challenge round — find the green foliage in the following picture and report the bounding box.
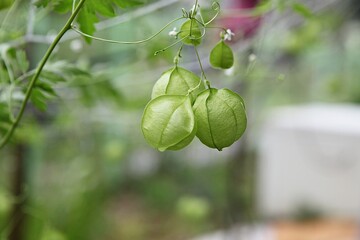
[292,2,313,19]
[209,41,234,69]
[35,0,146,43]
[193,88,247,151]
[0,0,14,10]
[0,47,30,132]
[176,196,210,222]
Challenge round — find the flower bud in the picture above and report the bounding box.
[193,88,247,151]
[142,95,196,151]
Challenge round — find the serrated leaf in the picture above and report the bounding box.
[0,0,14,11]
[209,41,234,69]
[35,82,57,97]
[77,0,145,43]
[41,61,91,82]
[77,4,99,43]
[30,88,48,111]
[292,3,313,19]
[113,0,145,8]
[53,0,72,13]
[93,0,116,17]
[16,50,29,73]
[34,0,51,8]
[1,48,29,76]
[37,0,146,43]
[0,66,10,83]
[40,70,67,83]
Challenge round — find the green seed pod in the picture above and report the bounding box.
[142,95,197,151]
[179,19,202,46]
[209,41,234,69]
[193,88,247,151]
[151,66,204,100]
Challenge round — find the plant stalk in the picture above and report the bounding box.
[0,0,87,149]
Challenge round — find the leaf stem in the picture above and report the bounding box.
[154,36,187,55]
[194,45,210,88]
[71,17,184,45]
[173,44,184,65]
[204,2,220,26]
[0,0,87,149]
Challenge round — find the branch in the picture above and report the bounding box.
[0,0,88,149]
[26,0,37,37]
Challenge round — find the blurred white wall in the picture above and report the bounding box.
[258,104,360,219]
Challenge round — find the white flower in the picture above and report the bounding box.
[168,27,179,38]
[224,29,235,41]
[248,53,257,62]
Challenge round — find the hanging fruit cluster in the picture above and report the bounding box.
[141,3,247,151]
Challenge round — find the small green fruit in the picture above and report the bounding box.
[209,40,234,69]
[142,95,196,151]
[151,66,204,100]
[193,88,246,151]
[179,19,202,46]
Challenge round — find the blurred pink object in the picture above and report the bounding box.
[220,0,262,40]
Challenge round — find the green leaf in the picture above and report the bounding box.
[0,0,14,10]
[16,50,29,74]
[113,0,145,8]
[30,88,48,111]
[36,0,146,43]
[209,41,234,69]
[40,70,67,83]
[292,3,313,19]
[53,0,72,13]
[0,104,12,133]
[34,0,51,8]
[179,19,202,46]
[77,0,146,43]
[193,88,247,151]
[0,65,10,83]
[42,61,91,82]
[1,48,29,77]
[35,82,57,97]
[77,4,99,44]
[151,66,204,101]
[141,95,196,151]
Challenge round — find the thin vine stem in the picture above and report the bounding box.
[154,36,187,55]
[204,2,220,26]
[173,44,184,65]
[0,0,88,149]
[71,17,185,45]
[194,45,210,88]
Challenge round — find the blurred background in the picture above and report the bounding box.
[1,0,360,239]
